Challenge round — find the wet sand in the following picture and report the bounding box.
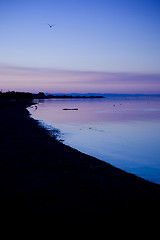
[0,99,160,233]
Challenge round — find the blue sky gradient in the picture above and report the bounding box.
[0,0,160,93]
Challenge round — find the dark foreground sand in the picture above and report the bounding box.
[0,99,160,233]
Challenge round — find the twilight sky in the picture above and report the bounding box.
[0,0,160,93]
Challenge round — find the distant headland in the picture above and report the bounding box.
[0,91,104,99]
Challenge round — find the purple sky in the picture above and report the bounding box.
[0,0,160,93]
[1,63,160,93]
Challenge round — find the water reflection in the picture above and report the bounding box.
[28,97,160,184]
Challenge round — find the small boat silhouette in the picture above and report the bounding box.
[62,108,78,111]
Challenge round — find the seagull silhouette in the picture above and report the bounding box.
[48,24,55,28]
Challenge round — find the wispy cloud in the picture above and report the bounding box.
[0,63,160,93]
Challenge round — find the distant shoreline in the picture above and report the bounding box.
[1,91,160,101]
[46,95,104,99]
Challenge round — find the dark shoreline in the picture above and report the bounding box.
[0,99,160,232]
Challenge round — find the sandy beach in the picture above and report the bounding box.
[0,99,160,233]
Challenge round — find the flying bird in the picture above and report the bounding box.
[48,24,55,28]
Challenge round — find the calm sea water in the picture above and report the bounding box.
[28,97,160,184]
